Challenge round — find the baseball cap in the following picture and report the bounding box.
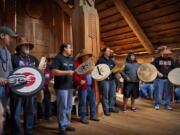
[0,26,18,37]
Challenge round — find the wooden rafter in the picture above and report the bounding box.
[112,0,154,54]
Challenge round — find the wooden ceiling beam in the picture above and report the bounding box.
[98,7,118,19]
[100,14,122,26]
[101,26,132,38]
[108,43,141,49]
[101,19,128,33]
[144,20,180,33]
[135,4,179,22]
[95,0,114,12]
[147,28,180,39]
[113,0,154,54]
[102,32,135,42]
[151,35,180,44]
[106,37,139,45]
[114,48,146,55]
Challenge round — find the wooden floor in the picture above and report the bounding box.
[34,98,180,135]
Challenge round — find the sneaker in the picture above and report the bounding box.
[59,130,67,135]
[90,116,100,121]
[166,106,173,110]
[155,105,160,110]
[109,108,119,113]
[80,118,89,124]
[131,107,137,112]
[104,112,111,116]
[66,126,75,132]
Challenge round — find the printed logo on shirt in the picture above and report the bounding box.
[63,63,73,67]
[159,60,172,66]
[19,60,25,66]
[19,60,36,67]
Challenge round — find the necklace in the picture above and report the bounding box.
[0,48,8,72]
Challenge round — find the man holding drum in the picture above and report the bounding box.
[97,48,119,116]
[153,46,174,110]
[10,37,40,135]
[73,49,99,124]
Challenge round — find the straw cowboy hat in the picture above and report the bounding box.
[16,37,34,52]
[79,49,92,58]
[156,46,172,54]
[161,49,172,54]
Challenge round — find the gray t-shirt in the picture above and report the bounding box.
[121,61,140,82]
[0,46,13,79]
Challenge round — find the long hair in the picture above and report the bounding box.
[126,53,137,62]
[100,47,109,58]
[59,43,69,54]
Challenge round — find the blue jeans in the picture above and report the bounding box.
[79,86,96,120]
[0,85,8,135]
[154,79,171,106]
[175,87,180,100]
[56,89,73,130]
[11,93,35,135]
[100,80,116,113]
[0,85,8,109]
[140,83,154,99]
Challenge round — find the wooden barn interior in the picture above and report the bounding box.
[0,0,180,135]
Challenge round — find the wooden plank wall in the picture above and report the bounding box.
[0,0,3,25]
[0,0,72,59]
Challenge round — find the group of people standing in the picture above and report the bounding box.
[0,26,179,135]
[0,26,53,135]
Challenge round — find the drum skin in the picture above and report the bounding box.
[137,63,157,82]
[75,58,95,76]
[8,66,45,96]
[91,64,111,81]
[168,68,180,86]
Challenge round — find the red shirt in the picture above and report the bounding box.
[73,60,88,90]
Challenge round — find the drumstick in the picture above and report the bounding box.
[97,66,102,75]
[39,57,46,70]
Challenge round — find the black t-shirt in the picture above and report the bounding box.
[153,56,174,79]
[52,54,75,90]
[96,56,116,80]
[11,53,39,69]
[175,59,180,68]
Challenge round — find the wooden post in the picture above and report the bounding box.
[113,0,154,54]
[54,0,72,16]
[72,0,102,116]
